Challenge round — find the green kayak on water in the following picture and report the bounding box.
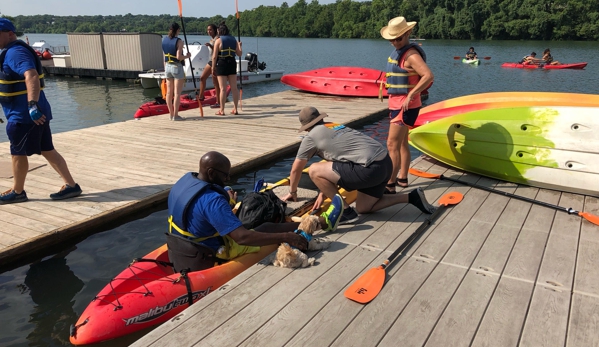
[462,58,480,65]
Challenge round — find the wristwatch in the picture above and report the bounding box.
[28,100,38,108]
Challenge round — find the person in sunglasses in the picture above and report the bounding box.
[165,151,343,272]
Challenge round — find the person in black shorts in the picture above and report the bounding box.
[211,22,242,116]
[282,106,435,225]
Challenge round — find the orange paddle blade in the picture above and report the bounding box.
[580,212,599,226]
[439,192,463,206]
[483,56,492,60]
[177,0,183,17]
[344,266,386,304]
[453,56,461,59]
[409,168,442,179]
[236,0,240,17]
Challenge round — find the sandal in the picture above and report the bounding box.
[396,178,409,188]
[215,110,225,116]
[384,183,396,194]
[230,110,238,115]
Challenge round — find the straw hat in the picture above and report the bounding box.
[380,16,417,40]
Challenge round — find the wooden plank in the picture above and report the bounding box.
[376,264,467,347]
[566,293,599,347]
[425,270,500,347]
[471,277,534,347]
[518,192,584,347]
[573,195,599,296]
[238,246,380,347]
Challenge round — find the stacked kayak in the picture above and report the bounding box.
[414,92,599,128]
[409,106,599,196]
[281,66,431,98]
[281,66,387,97]
[134,86,231,119]
[69,171,357,345]
[462,58,480,65]
[501,62,587,69]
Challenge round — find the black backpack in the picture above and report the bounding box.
[235,189,287,229]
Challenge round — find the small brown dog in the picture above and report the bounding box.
[273,215,331,268]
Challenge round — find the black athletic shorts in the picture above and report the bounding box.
[389,107,421,127]
[332,154,392,199]
[215,57,237,76]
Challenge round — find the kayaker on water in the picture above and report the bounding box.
[465,47,477,60]
[521,52,540,65]
[166,151,344,272]
[380,16,434,193]
[282,107,436,224]
[543,48,560,65]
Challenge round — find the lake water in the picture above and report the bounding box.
[0,34,598,346]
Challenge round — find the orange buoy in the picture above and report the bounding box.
[42,50,53,60]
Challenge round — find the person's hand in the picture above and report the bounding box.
[312,194,324,212]
[29,103,46,125]
[186,52,191,58]
[287,232,308,251]
[282,192,297,202]
[401,94,413,112]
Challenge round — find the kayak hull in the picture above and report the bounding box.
[281,66,387,97]
[462,58,480,65]
[501,62,587,69]
[133,86,231,119]
[415,92,599,128]
[409,106,599,196]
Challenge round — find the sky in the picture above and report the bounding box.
[1,0,343,19]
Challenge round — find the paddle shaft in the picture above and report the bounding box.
[438,174,581,215]
[236,10,243,91]
[381,204,446,270]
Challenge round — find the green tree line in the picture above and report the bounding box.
[7,0,599,40]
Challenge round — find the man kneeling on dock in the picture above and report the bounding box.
[282,106,435,224]
[0,18,82,204]
[165,151,344,272]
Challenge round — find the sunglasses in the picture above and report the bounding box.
[210,167,231,180]
[389,35,406,43]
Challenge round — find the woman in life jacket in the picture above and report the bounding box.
[211,22,242,116]
[543,48,560,65]
[162,22,191,121]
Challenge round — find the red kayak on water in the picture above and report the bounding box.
[501,62,587,70]
[134,86,231,119]
[281,66,431,98]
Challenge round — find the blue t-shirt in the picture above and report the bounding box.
[186,189,243,251]
[1,43,52,123]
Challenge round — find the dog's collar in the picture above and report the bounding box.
[294,229,312,242]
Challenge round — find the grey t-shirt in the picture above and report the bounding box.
[296,124,388,167]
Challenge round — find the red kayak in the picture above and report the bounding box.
[501,62,587,70]
[281,66,431,98]
[133,86,231,118]
[281,67,388,97]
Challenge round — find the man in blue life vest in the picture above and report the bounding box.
[166,151,343,272]
[0,18,82,204]
[282,107,435,225]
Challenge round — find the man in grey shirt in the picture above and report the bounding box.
[282,106,435,224]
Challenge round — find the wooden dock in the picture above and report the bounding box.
[132,157,599,347]
[0,90,388,269]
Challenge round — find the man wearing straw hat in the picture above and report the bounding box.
[380,16,433,194]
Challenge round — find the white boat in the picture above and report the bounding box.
[138,45,283,91]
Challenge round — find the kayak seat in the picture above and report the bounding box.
[166,233,221,273]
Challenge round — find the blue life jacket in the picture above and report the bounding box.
[168,172,229,238]
[385,43,426,95]
[218,35,236,58]
[162,36,182,64]
[167,172,260,260]
[0,40,45,104]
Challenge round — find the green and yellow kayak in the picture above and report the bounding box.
[409,106,599,196]
[462,58,480,65]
